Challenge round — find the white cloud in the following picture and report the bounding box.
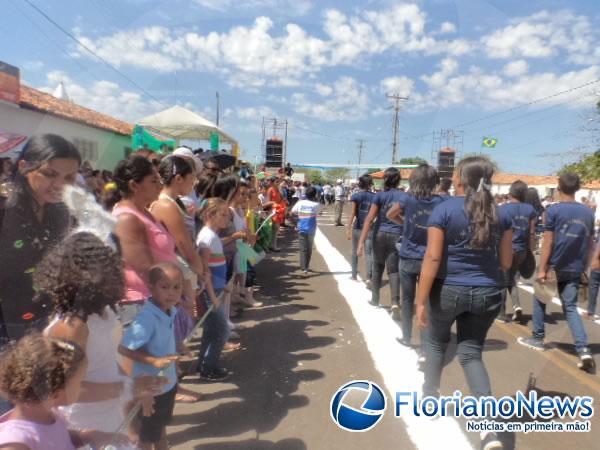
[380,76,414,97]
[411,65,600,112]
[38,71,163,122]
[481,10,599,64]
[421,58,459,88]
[439,22,457,35]
[291,76,370,121]
[73,3,472,89]
[23,61,44,71]
[236,105,276,120]
[194,0,313,16]
[503,60,528,77]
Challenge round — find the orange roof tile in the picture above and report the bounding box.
[371,169,414,179]
[19,85,133,136]
[492,172,558,186]
[583,180,600,190]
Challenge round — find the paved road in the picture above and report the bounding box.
[169,204,600,450]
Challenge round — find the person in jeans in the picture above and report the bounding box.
[358,168,404,320]
[387,164,445,366]
[196,198,231,381]
[333,179,346,226]
[415,156,512,450]
[517,173,595,371]
[291,187,322,276]
[497,180,537,323]
[587,240,600,320]
[347,173,375,283]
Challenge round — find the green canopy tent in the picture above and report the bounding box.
[131,125,176,154]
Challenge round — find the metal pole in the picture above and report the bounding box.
[386,94,408,164]
[216,92,220,126]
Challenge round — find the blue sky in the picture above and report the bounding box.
[3,0,600,174]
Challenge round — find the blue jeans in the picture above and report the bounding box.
[423,283,502,398]
[588,270,600,315]
[298,232,315,271]
[197,290,230,372]
[351,228,373,280]
[532,271,588,352]
[371,231,401,306]
[499,250,526,317]
[399,258,427,344]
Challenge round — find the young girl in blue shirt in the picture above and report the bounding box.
[415,156,512,450]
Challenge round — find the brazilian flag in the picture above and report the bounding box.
[482,137,498,148]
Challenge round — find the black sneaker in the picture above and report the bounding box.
[577,347,595,372]
[397,337,411,347]
[512,307,523,322]
[200,367,230,381]
[517,336,545,351]
[480,431,502,450]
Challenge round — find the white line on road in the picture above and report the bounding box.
[314,228,473,450]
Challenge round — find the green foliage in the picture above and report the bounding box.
[559,150,600,182]
[303,169,325,184]
[397,157,428,165]
[324,167,351,182]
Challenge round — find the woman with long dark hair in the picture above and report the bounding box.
[0,134,81,339]
[347,173,375,283]
[110,156,178,326]
[415,156,512,450]
[358,167,404,320]
[387,164,444,361]
[497,181,537,323]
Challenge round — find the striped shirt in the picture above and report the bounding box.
[292,200,322,235]
[196,227,227,290]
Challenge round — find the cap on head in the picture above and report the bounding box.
[173,147,203,174]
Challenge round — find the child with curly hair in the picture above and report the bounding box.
[0,333,129,449]
[37,232,162,447]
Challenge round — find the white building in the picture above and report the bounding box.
[0,83,133,171]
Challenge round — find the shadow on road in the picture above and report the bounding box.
[168,230,336,447]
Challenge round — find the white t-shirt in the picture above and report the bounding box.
[334,185,345,201]
[323,184,333,196]
[196,227,227,289]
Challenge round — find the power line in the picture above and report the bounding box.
[21,0,167,107]
[406,78,600,142]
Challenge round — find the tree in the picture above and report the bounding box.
[303,168,325,184]
[459,152,500,172]
[559,150,600,182]
[397,157,427,165]
[324,167,351,182]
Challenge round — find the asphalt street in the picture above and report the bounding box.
[169,204,600,450]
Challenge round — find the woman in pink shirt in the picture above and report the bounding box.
[109,156,178,326]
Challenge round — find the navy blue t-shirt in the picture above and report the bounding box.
[428,196,512,286]
[545,202,594,274]
[351,190,375,230]
[399,193,446,259]
[499,202,537,253]
[373,189,405,234]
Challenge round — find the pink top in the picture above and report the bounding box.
[113,205,177,302]
[0,409,76,450]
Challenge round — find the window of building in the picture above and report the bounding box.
[72,138,99,163]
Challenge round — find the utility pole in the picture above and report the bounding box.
[356,139,365,179]
[216,92,220,126]
[386,93,408,164]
